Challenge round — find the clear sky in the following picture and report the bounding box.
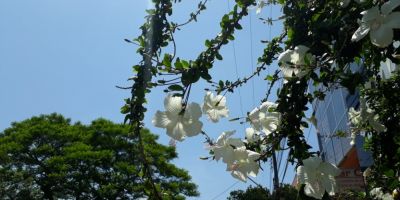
[0,1,318,199]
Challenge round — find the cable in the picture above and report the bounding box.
[280,153,290,184]
[249,10,256,107]
[227,0,245,132]
[210,181,240,200]
[269,159,273,191]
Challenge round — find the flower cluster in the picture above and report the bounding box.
[211,131,260,182]
[248,101,280,135]
[152,94,278,182]
[296,157,341,199]
[152,92,229,141]
[370,187,394,200]
[348,97,386,144]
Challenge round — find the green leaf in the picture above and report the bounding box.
[162,54,172,68]
[200,70,212,80]
[218,80,224,88]
[181,60,190,69]
[265,75,274,81]
[174,58,183,69]
[205,40,212,48]
[132,65,141,73]
[120,105,130,114]
[168,84,184,91]
[229,117,240,122]
[215,53,223,60]
[124,114,131,124]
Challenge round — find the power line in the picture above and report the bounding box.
[210,181,240,200]
[227,0,245,132]
[249,11,256,107]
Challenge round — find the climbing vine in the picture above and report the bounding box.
[124,0,400,199]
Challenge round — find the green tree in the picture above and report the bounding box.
[227,184,299,200]
[0,113,198,199]
[227,186,271,200]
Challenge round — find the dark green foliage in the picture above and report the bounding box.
[227,184,368,200]
[0,113,198,199]
[227,186,271,200]
[227,184,298,200]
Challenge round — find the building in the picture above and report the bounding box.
[312,85,371,192]
[311,59,398,192]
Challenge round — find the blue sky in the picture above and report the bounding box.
[0,1,318,199]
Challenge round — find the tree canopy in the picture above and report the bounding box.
[0,113,198,199]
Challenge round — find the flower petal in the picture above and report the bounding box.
[207,108,229,123]
[320,162,341,176]
[385,12,400,29]
[246,127,257,143]
[256,0,265,14]
[213,146,235,164]
[184,120,203,137]
[152,111,171,128]
[186,102,202,119]
[166,121,186,141]
[293,45,310,58]
[381,0,400,16]
[278,49,293,68]
[296,166,306,184]
[303,157,322,171]
[227,138,244,148]
[304,182,325,199]
[321,175,337,196]
[370,24,393,47]
[164,94,183,115]
[351,23,370,42]
[231,170,247,182]
[361,6,380,22]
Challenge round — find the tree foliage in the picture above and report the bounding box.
[227,184,298,200]
[0,113,198,199]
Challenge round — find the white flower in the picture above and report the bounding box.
[350,132,357,146]
[296,157,341,199]
[228,147,260,182]
[348,107,361,126]
[360,98,386,133]
[393,40,400,48]
[256,0,266,14]
[245,127,260,143]
[371,188,385,199]
[211,131,244,165]
[248,102,280,135]
[370,187,394,200]
[202,92,229,123]
[351,0,400,48]
[278,45,315,78]
[362,168,372,177]
[348,97,386,135]
[379,58,398,80]
[152,94,203,141]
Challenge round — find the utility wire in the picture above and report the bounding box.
[210,181,240,200]
[249,11,256,107]
[227,0,245,132]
